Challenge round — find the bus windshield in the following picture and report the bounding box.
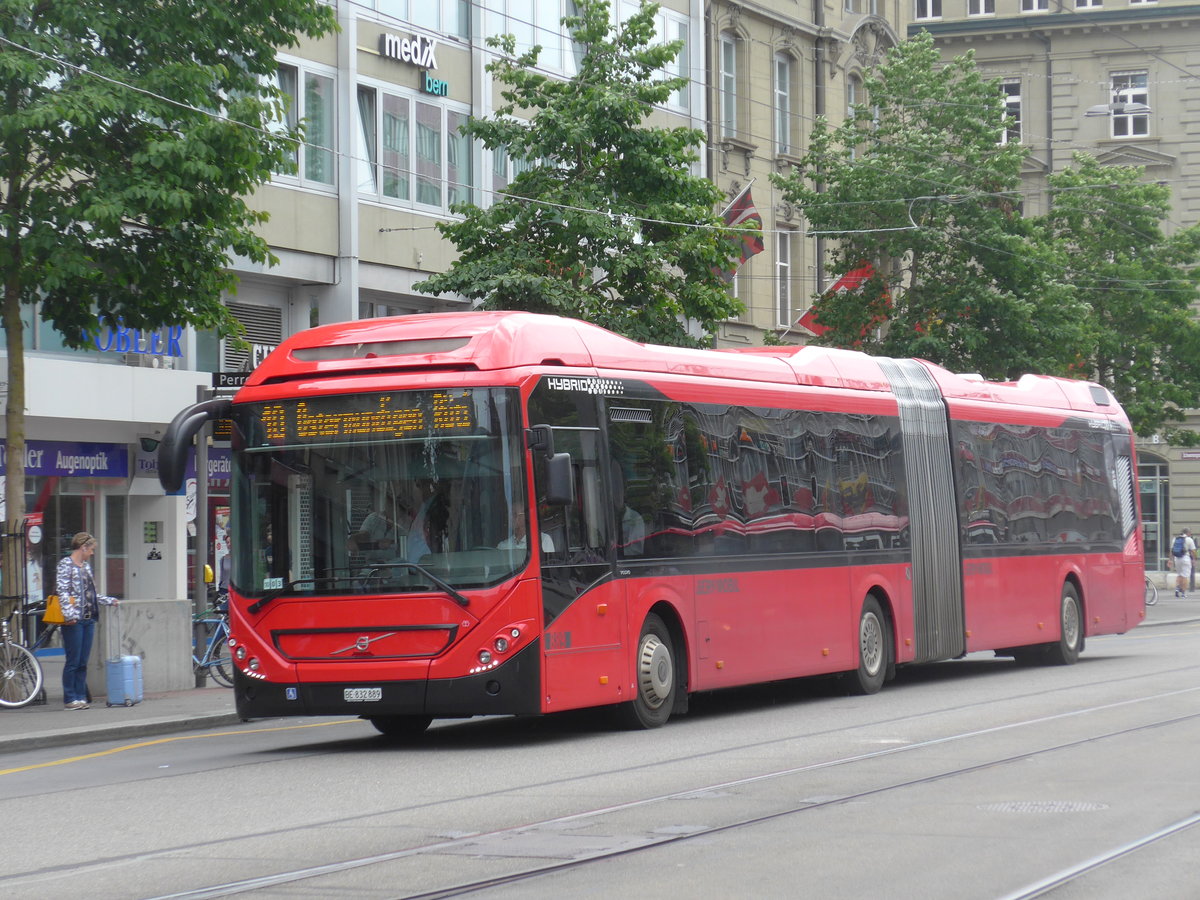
[230,387,527,598]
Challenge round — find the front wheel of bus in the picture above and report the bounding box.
[1046,583,1082,666]
[847,597,890,695]
[368,715,432,739]
[620,613,676,729]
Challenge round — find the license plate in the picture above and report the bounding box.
[344,687,382,702]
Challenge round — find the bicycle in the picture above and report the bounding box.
[0,608,44,708]
[1145,574,1159,606]
[192,607,233,687]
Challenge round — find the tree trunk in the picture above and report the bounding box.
[2,279,27,618]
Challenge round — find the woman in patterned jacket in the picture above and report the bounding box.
[56,532,118,710]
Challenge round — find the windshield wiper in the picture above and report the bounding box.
[364,562,470,608]
[246,563,469,614]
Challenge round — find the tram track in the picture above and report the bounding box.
[143,681,1200,900]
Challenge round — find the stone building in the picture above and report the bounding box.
[912,0,1200,570]
[705,1,907,345]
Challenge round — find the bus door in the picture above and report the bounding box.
[531,424,624,713]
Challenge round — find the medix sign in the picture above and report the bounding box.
[379,32,438,70]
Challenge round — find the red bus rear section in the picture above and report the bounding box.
[159,312,1144,735]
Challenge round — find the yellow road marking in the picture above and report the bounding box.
[0,719,359,776]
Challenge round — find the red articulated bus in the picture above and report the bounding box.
[159,312,1144,736]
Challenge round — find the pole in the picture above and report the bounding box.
[193,385,211,687]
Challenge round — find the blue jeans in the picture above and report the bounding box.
[61,618,97,704]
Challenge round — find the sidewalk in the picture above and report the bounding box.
[3,588,1199,755]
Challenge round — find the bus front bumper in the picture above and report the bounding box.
[232,639,543,720]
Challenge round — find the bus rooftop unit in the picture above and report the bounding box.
[160,312,1144,736]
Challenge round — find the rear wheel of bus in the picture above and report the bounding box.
[619,613,676,729]
[846,596,891,695]
[1045,582,1082,666]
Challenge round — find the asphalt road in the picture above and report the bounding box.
[3,619,1199,900]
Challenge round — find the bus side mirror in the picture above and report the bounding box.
[527,424,555,459]
[545,452,575,506]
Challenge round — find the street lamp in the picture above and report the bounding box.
[1085,100,1151,117]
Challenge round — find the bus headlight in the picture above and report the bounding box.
[478,650,493,665]
[494,637,509,654]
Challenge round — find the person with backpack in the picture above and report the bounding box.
[1171,528,1196,598]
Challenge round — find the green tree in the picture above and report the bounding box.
[772,32,1085,378]
[415,0,744,347]
[0,0,336,608]
[1036,155,1200,442]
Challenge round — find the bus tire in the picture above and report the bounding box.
[847,596,890,695]
[1046,582,1082,666]
[368,715,432,738]
[620,613,676,729]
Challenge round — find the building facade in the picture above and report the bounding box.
[911,1,1200,570]
[705,0,907,345]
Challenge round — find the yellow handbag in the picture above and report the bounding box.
[42,594,66,625]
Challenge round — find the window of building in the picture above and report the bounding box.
[659,12,690,111]
[358,85,475,212]
[1128,0,1157,4]
[273,63,335,187]
[969,0,995,15]
[1021,0,1049,8]
[775,54,792,156]
[915,0,941,19]
[1111,70,1149,138]
[1000,79,1021,145]
[1075,0,1102,8]
[375,0,470,40]
[486,0,580,73]
[847,74,863,159]
[719,33,738,139]
[620,2,689,111]
[776,230,794,328]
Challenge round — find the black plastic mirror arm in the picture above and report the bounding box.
[157,398,233,492]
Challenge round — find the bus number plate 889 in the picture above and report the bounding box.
[344,687,382,702]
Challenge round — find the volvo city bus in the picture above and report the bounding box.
[159,312,1144,736]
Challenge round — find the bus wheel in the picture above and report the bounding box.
[847,597,890,695]
[620,613,676,729]
[1046,583,1082,666]
[368,715,432,739]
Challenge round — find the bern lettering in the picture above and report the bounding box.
[422,72,449,97]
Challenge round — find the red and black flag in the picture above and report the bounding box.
[718,184,764,281]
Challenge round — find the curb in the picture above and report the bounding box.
[1,711,244,755]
